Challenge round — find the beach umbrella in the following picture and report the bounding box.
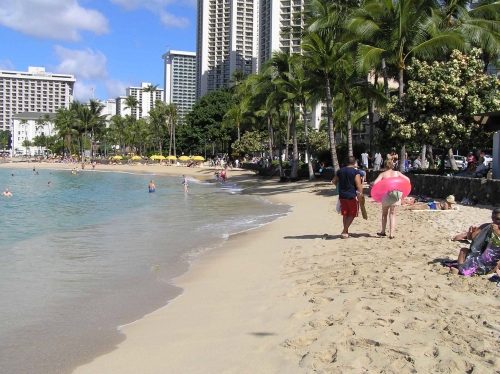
[192,156,205,161]
[166,155,177,160]
[131,156,142,160]
[150,155,165,160]
[112,155,123,160]
[178,155,190,161]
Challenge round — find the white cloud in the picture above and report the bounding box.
[110,0,191,28]
[104,79,133,99]
[0,60,14,70]
[54,46,107,80]
[0,0,109,41]
[159,11,190,29]
[73,81,96,102]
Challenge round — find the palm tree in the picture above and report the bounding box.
[302,32,342,172]
[350,0,465,170]
[110,115,127,156]
[147,103,167,155]
[143,84,159,111]
[166,103,178,157]
[54,107,78,156]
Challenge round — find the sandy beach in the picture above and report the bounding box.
[2,160,499,373]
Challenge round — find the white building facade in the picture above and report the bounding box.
[162,50,197,120]
[0,67,75,131]
[116,82,164,119]
[12,112,56,156]
[99,99,116,125]
[196,0,260,98]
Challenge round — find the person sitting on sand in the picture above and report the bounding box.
[452,222,491,241]
[405,195,457,210]
[2,188,13,197]
[451,208,500,276]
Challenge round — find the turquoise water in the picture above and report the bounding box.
[0,167,290,374]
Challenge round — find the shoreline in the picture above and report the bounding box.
[3,162,500,373]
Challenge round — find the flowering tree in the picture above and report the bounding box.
[386,49,500,167]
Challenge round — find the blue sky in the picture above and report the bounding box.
[0,0,197,102]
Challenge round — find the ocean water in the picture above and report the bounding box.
[0,167,290,374]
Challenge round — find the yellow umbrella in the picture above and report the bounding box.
[150,155,166,160]
[166,155,177,160]
[112,155,123,160]
[131,155,142,160]
[192,156,205,161]
[178,155,190,161]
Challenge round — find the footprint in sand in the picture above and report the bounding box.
[309,296,334,304]
[291,309,318,319]
[299,347,338,368]
[309,319,334,328]
[281,336,317,349]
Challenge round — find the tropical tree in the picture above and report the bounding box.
[143,84,159,110]
[54,107,78,156]
[22,139,32,156]
[302,32,342,172]
[349,0,466,170]
[396,49,500,169]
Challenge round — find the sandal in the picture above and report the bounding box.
[377,232,386,237]
[389,236,395,239]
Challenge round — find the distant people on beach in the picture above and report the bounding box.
[149,180,156,193]
[2,188,12,197]
[405,195,457,211]
[372,159,411,239]
[332,156,364,239]
[451,208,500,276]
[182,175,188,193]
[221,169,227,183]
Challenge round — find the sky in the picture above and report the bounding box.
[0,0,197,102]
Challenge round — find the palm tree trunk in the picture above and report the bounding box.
[267,114,273,158]
[303,106,315,181]
[421,144,427,168]
[325,77,340,172]
[237,123,240,141]
[368,73,376,155]
[448,148,458,170]
[398,68,406,172]
[346,97,353,157]
[276,105,284,179]
[285,110,291,160]
[427,145,435,169]
[382,58,389,99]
[291,104,299,180]
[173,122,176,157]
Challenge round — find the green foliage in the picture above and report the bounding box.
[183,89,236,154]
[231,131,265,154]
[391,49,500,149]
[0,130,11,149]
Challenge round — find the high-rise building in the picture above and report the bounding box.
[0,66,75,131]
[259,0,304,68]
[196,0,259,98]
[99,99,116,125]
[116,82,164,119]
[162,50,197,120]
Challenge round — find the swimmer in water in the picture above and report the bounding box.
[149,180,156,193]
[2,188,13,197]
[182,175,188,193]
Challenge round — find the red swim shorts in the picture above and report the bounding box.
[340,199,359,216]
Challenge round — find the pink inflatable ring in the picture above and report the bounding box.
[371,177,411,203]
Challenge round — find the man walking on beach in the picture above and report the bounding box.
[332,156,364,238]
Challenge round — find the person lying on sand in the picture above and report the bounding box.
[405,195,457,210]
[450,208,500,276]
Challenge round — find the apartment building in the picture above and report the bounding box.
[100,99,116,125]
[116,82,164,119]
[0,66,75,131]
[162,50,197,120]
[11,112,56,156]
[196,0,260,98]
